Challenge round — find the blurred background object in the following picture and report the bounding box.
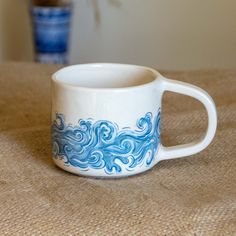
[30,0,72,64]
[32,0,69,6]
[0,0,236,69]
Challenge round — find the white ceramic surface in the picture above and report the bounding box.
[51,63,217,177]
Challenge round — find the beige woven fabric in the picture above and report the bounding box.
[0,63,235,235]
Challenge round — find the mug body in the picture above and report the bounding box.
[51,64,163,177]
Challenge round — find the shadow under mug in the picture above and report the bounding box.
[51,64,217,177]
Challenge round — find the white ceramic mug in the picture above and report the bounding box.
[51,64,217,177]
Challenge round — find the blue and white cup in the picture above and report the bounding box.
[51,64,217,177]
[31,5,72,64]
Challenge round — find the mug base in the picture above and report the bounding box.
[53,158,157,178]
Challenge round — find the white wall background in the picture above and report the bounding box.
[0,0,33,61]
[0,0,236,70]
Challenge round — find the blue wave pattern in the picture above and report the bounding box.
[52,110,161,174]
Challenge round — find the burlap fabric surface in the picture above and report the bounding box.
[0,63,235,235]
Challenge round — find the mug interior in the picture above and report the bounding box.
[53,64,157,89]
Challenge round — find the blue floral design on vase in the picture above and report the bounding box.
[52,110,161,174]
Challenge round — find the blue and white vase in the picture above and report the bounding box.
[31,4,72,64]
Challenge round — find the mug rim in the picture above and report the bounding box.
[52,63,161,92]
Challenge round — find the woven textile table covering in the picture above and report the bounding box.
[0,63,235,235]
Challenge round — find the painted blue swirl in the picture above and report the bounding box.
[52,110,161,174]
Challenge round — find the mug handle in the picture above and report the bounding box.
[158,77,217,161]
